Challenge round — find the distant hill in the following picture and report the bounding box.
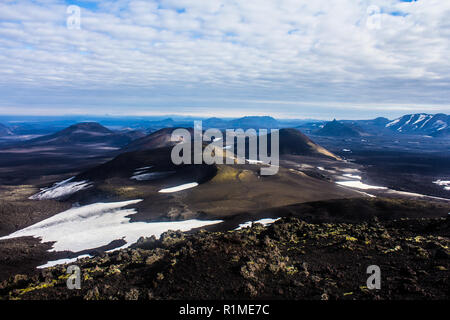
[346,117,390,135]
[385,113,449,136]
[269,128,340,160]
[7,122,144,148]
[145,118,177,130]
[203,117,231,128]
[315,119,363,137]
[362,117,390,127]
[0,123,13,137]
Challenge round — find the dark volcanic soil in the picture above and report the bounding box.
[0,185,71,236]
[0,199,448,300]
[0,237,55,281]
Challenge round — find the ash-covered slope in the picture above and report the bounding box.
[76,145,216,184]
[276,128,340,159]
[230,128,340,161]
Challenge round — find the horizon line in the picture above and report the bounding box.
[0,112,448,122]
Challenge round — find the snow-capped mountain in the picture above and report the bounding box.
[385,113,449,136]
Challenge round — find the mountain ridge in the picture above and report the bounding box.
[385,113,449,136]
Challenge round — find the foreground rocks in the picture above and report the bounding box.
[0,216,448,300]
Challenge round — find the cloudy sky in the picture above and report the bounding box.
[0,0,449,119]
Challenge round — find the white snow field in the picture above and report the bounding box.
[433,180,450,191]
[0,200,222,254]
[131,171,176,181]
[335,174,449,201]
[336,180,388,190]
[158,182,199,193]
[336,174,387,190]
[29,177,92,200]
[246,159,264,165]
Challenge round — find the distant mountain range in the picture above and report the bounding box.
[1,122,145,149]
[1,113,449,145]
[303,114,449,138]
[115,116,281,132]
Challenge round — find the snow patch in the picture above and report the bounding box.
[0,200,222,255]
[235,218,281,230]
[386,118,400,127]
[336,174,387,190]
[405,115,414,125]
[246,159,264,165]
[413,114,427,125]
[397,115,414,132]
[29,177,92,200]
[38,255,92,269]
[433,120,448,131]
[131,171,175,181]
[386,190,449,201]
[135,166,153,172]
[159,182,199,193]
[342,173,362,180]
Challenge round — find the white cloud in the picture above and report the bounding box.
[0,0,449,118]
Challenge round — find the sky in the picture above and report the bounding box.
[0,0,449,120]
